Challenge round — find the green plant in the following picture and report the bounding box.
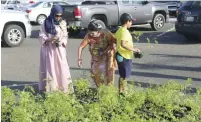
[1,79,201,122]
[132,31,143,42]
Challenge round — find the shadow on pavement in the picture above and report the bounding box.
[70,67,91,71]
[127,80,197,94]
[128,71,201,82]
[1,80,39,91]
[150,54,201,59]
[133,63,201,72]
[30,29,200,45]
[30,29,87,39]
[71,66,201,83]
[1,79,198,94]
[1,80,38,86]
[135,31,201,45]
[130,26,153,32]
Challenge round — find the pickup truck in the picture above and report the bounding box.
[0,10,32,47]
[153,1,182,17]
[61,0,169,35]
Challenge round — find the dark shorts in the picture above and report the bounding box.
[116,52,132,79]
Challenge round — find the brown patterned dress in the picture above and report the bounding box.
[80,30,117,87]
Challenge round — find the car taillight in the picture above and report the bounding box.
[74,7,81,19]
[26,10,31,13]
[29,1,34,4]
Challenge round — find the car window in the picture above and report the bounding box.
[191,1,201,8]
[182,1,193,7]
[1,0,6,4]
[30,1,42,7]
[43,2,52,8]
[132,1,142,4]
[53,2,68,6]
[121,0,130,4]
[3,0,19,4]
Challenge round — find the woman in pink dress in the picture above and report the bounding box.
[39,5,72,93]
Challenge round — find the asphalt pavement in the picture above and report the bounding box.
[1,22,201,91]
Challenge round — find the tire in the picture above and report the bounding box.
[184,34,196,41]
[198,35,201,41]
[37,15,47,25]
[91,19,106,29]
[2,25,25,47]
[151,14,165,31]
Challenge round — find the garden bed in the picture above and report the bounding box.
[1,79,201,122]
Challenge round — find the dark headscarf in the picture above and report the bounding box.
[44,5,63,35]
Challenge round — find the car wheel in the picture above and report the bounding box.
[91,19,106,29]
[37,15,47,25]
[198,35,201,41]
[2,25,25,47]
[184,35,196,41]
[151,14,165,31]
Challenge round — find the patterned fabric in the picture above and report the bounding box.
[80,30,117,87]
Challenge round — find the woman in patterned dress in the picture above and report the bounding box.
[78,20,117,87]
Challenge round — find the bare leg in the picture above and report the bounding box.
[118,77,127,94]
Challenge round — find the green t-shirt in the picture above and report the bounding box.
[115,26,133,59]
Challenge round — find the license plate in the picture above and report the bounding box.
[186,16,194,22]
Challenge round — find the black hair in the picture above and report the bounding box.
[88,20,101,31]
[120,13,132,25]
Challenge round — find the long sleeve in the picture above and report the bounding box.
[39,24,50,46]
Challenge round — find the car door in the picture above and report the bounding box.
[187,1,201,23]
[131,1,152,24]
[118,0,138,24]
[41,2,53,17]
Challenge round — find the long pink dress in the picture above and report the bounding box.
[39,21,72,93]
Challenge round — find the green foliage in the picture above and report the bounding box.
[132,31,143,42]
[1,79,201,122]
[131,31,159,46]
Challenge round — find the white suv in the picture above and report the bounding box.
[0,10,32,47]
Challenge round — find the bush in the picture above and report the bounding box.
[1,79,201,122]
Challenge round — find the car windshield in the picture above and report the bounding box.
[180,1,193,8]
[30,1,42,7]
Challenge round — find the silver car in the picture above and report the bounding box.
[23,0,69,25]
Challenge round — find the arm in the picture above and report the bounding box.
[103,31,117,54]
[59,20,68,38]
[121,40,140,52]
[78,36,88,67]
[39,24,58,45]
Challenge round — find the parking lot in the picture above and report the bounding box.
[1,22,201,89]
